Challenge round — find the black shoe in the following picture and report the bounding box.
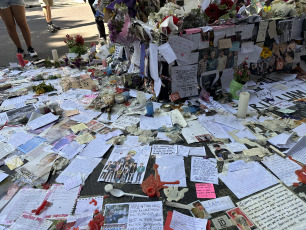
[28,46,38,57]
[48,24,57,33]
[51,23,60,30]
[17,48,25,58]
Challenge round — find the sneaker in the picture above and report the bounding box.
[28,47,38,58]
[51,23,60,30]
[17,48,25,58]
[48,24,57,33]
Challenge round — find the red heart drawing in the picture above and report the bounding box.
[180,53,184,57]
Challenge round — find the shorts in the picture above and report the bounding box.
[0,0,25,9]
[39,0,54,7]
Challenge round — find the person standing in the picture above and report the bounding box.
[83,0,107,42]
[135,163,145,183]
[0,0,38,57]
[39,0,60,33]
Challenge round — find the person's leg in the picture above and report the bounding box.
[42,6,51,23]
[88,0,106,39]
[11,5,31,48]
[0,7,22,49]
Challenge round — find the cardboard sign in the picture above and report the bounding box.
[61,75,95,92]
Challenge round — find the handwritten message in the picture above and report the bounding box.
[191,157,218,184]
[202,196,235,214]
[151,145,177,155]
[171,65,198,98]
[237,184,306,230]
[128,202,163,230]
[195,183,216,198]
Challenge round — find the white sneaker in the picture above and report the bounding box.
[28,47,38,58]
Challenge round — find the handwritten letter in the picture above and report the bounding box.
[191,157,218,184]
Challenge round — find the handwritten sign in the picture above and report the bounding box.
[256,21,269,42]
[168,36,194,63]
[171,65,198,98]
[151,145,177,155]
[127,202,163,229]
[191,157,218,184]
[113,45,124,59]
[202,196,235,214]
[195,183,216,198]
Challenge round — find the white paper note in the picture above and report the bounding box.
[182,120,211,144]
[191,157,218,184]
[287,136,306,164]
[262,154,300,186]
[139,115,172,130]
[151,145,177,155]
[219,161,279,199]
[189,147,206,157]
[79,135,112,158]
[0,112,8,125]
[8,131,34,148]
[158,43,177,64]
[111,115,140,130]
[27,113,59,130]
[75,196,104,214]
[156,155,186,187]
[171,64,199,98]
[170,210,207,230]
[201,196,235,214]
[56,156,101,184]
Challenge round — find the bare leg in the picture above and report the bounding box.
[42,6,52,23]
[11,5,32,48]
[0,7,22,49]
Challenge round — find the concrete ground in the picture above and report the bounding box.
[0,1,108,67]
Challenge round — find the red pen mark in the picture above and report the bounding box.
[31,200,52,215]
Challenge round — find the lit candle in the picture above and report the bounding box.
[52,49,59,62]
[237,92,250,118]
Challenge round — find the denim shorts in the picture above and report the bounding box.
[0,0,25,9]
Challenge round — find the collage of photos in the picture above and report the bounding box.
[198,48,238,75]
[98,146,151,184]
[207,142,234,161]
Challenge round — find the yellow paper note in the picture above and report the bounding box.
[71,123,88,133]
[76,133,95,145]
[5,156,23,170]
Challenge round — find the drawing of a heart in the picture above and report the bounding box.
[180,53,184,57]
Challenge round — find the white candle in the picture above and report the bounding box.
[237,92,250,118]
[52,49,59,62]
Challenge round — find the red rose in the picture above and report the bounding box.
[205,4,222,23]
[220,0,234,11]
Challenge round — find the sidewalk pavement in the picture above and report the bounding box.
[25,0,85,7]
[0,3,108,67]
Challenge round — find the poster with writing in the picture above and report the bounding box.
[103,201,163,230]
[97,146,151,184]
[171,65,199,98]
[237,184,306,230]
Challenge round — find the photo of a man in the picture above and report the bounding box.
[208,142,233,161]
[226,208,253,230]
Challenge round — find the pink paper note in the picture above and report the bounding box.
[195,183,216,198]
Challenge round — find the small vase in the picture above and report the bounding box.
[230,80,244,100]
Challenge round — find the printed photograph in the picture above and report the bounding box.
[207,142,234,161]
[190,200,211,219]
[0,178,21,210]
[104,203,129,226]
[98,146,151,184]
[226,207,254,230]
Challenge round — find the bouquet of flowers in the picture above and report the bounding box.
[64,34,87,57]
[204,0,238,24]
[233,60,250,84]
[260,47,272,59]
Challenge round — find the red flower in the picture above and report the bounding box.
[221,0,234,11]
[205,4,222,23]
